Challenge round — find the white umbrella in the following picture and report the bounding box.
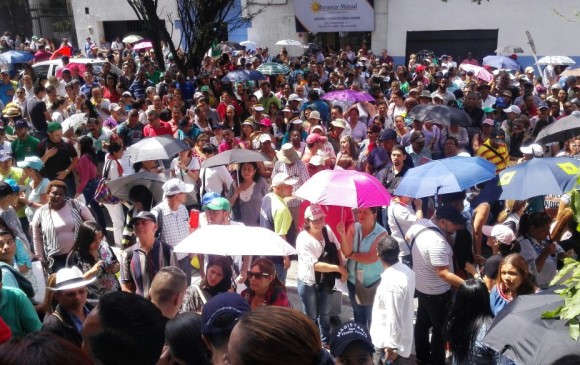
[127,136,189,164]
[275,39,303,47]
[240,41,257,51]
[174,225,297,256]
[61,113,86,133]
[536,56,576,66]
[122,35,143,44]
[133,41,153,51]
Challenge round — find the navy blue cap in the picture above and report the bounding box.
[330,321,375,358]
[538,101,549,109]
[379,129,397,141]
[435,205,467,225]
[201,292,250,335]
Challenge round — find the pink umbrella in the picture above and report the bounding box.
[56,62,87,78]
[458,64,493,82]
[134,41,153,51]
[294,169,391,208]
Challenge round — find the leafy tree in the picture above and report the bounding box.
[126,0,269,73]
[543,258,580,341]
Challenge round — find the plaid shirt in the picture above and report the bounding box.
[152,201,190,260]
[272,160,310,208]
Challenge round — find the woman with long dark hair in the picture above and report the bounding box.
[228,162,269,227]
[445,279,500,364]
[161,312,211,365]
[181,255,232,313]
[65,221,120,305]
[75,136,105,229]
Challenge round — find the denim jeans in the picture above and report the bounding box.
[347,280,374,328]
[297,280,332,344]
[274,263,287,285]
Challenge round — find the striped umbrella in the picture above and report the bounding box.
[256,62,290,75]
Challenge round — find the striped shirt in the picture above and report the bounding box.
[475,140,508,173]
[407,219,453,295]
[120,239,173,299]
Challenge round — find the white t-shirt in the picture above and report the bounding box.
[388,202,419,257]
[199,165,233,196]
[170,157,200,185]
[296,226,341,285]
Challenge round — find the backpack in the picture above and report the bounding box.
[0,262,35,299]
[314,227,341,293]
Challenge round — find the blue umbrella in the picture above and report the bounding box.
[222,70,266,83]
[482,55,521,70]
[474,157,580,202]
[0,50,34,64]
[394,156,496,199]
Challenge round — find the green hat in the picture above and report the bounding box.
[203,197,231,211]
[200,85,210,92]
[482,106,495,113]
[47,122,63,133]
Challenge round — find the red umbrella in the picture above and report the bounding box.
[49,45,73,60]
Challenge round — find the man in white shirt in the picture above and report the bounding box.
[370,236,415,365]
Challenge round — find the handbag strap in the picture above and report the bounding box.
[354,225,387,272]
[392,204,411,252]
[103,159,113,180]
[409,226,444,255]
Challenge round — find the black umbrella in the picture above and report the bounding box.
[201,149,268,169]
[408,104,472,127]
[483,288,580,365]
[535,113,580,145]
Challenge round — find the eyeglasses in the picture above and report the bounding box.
[247,271,271,279]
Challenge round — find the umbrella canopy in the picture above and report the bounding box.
[477,157,580,201]
[394,156,496,199]
[275,39,303,47]
[321,90,375,103]
[133,41,153,51]
[56,62,87,78]
[483,289,580,365]
[535,113,580,145]
[201,149,269,168]
[61,113,86,133]
[294,169,391,208]
[127,136,189,164]
[217,41,244,52]
[122,35,143,44]
[407,104,472,127]
[458,64,494,82]
[483,55,521,70]
[239,41,257,51]
[222,70,266,83]
[560,68,580,77]
[107,171,167,205]
[536,56,576,66]
[49,45,73,60]
[256,62,290,75]
[174,225,297,256]
[0,50,34,64]
[495,45,525,55]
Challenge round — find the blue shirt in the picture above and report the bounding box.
[347,222,387,286]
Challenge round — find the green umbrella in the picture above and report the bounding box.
[256,62,290,75]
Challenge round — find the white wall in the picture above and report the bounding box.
[70,0,180,49]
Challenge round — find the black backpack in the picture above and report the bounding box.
[314,227,341,293]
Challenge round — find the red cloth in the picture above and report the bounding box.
[143,121,173,137]
[0,317,11,344]
[297,201,355,239]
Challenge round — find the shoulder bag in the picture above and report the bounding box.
[94,159,121,204]
[353,229,387,306]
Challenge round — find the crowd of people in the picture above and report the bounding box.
[0,31,579,364]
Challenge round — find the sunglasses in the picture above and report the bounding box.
[247,271,271,279]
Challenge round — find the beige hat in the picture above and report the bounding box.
[276,143,299,164]
[309,111,321,120]
[331,119,346,129]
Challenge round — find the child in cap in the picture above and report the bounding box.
[330,321,375,365]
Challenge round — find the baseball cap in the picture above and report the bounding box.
[271,172,297,187]
[379,129,397,141]
[409,88,419,94]
[482,106,495,113]
[409,131,426,143]
[259,118,272,127]
[0,151,12,162]
[201,192,220,207]
[419,90,432,99]
[4,179,18,193]
[108,103,122,112]
[311,125,324,133]
[482,118,494,126]
[0,181,13,198]
[162,178,194,196]
[494,97,508,109]
[331,119,347,129]
[491,128,506,140]
[330,321,375,358]
[0,69,8,75]
[503,105,521,114]
[304,204,326,220]
[14,119,28,129]
[259,133,272,144]
[290,117,303,125]
[538,101,549,109]
[415,65,426,72]
[435,205,467,225]
[520,143,544,157]
[288,93,302,102]
[306,133,327,144]
[309,111,321,120]
[203,197,231,211]
[47,122,62,133]
[200,85,210,92]
[17,156,44,171]
[253,104,265,111]
[525,66,535,74]
[129,211,157,225]
[551,84,561,90]
[482,225,516,245]
[201,292,250,335]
